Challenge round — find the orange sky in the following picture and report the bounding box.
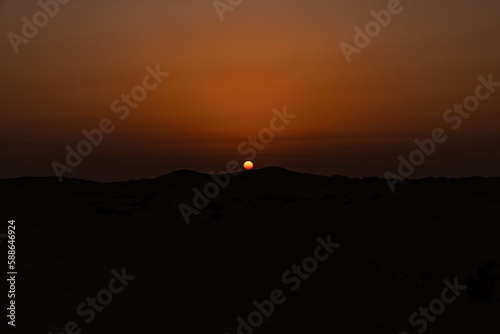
[1,0,500,180]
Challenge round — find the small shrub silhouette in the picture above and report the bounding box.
[207,213,225,225]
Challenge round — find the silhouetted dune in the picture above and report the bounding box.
[229,167,342,197]
[2,168,499,333]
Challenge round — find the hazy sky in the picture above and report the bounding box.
[1,0,499,181]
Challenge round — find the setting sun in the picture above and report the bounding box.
[244,161,254,170]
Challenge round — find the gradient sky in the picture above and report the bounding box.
[1,0,500,181]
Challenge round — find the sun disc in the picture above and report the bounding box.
[244,161,253,170]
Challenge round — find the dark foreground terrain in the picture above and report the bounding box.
[1,167,499,333]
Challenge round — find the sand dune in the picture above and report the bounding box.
[1,168,499,333]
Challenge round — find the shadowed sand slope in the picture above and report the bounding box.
[1,168,499,333]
